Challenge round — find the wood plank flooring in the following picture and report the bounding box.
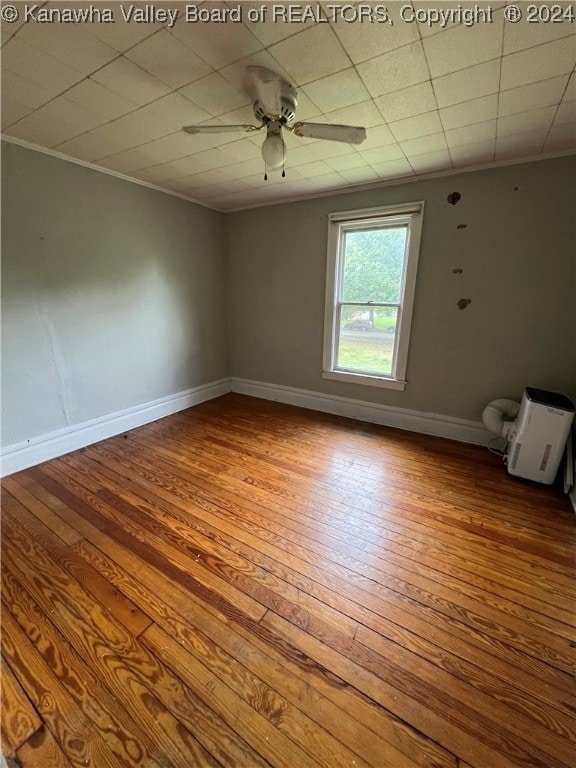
[1,393,575,768]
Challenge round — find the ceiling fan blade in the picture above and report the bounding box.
[292,122,367,145]
[248,66,282,117]
[183,124,261,135]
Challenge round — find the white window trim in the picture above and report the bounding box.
[322,201,424,391]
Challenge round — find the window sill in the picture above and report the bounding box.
[322,370,407,391]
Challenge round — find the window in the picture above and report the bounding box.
[323,202,424,390]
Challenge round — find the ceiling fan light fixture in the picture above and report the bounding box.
[261,127,286,170]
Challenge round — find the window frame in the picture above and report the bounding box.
[322,202,424,391]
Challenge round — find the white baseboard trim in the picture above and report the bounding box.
[231,377,492,446]
[1,378,231,477]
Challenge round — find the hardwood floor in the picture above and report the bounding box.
[1,393,575,768]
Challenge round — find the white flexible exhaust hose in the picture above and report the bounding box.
[482,399,520,438]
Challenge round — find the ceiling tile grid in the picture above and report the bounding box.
[1,0,574,210]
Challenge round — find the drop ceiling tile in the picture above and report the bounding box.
[133,163,192,184]
[145,153,219,179]
[89,7,164,51]
[498,76,568,117]
[141,133,208,164]
[338,166,379,183]
[92,57,172,106]
[192,169,240,187]
[145,93,212,130]
[449,139,495,166]
[97,149,158,174]
[210,189,265,209]
[423,9,503,77]
[504,8,575,54]
[445,119,496,148]
[433,59,500,108]
[5,111,88,148]
[295,140,357,162]
[375,81,438,123]
[170,7,263,69]
[1,70,53,111]
[389,111,443,141]
[495,130,547,160]
[358,124,397,150]
[222,158,267,179]
[357,42,429,98]
[370,158,414,179]
[263,172,307,190]
[15,21,118,76]
[209,146,260,171]
[412,1,504,37]
[126,29,212,89]
[330,7,419,64]
[565,72,576,101]
[214,139,263,163]
[241,2,318,46]
[1,97,33,129]
[110,107,179,141]
[501,36,576,90]
[497,106,556,137]
[202,181,250,200]
[282,144,322,166]
[359,143,406,164]
[1,8,25,45]
[3,37,85,94]
[400,132,448,156]
[179,73,250,116]
[409,149,452,173]
[302,68,370,113]
[324,152,365,171]
[55,124,149,162]
[28,95,107,135]
[555,101,576,124]
[65,79,141,121]
[543,121,576,151]
[324,100,384,128]
[298,160,338,178]
[308,172,348,190]
[440,94,498,130]
[268,24,350,85]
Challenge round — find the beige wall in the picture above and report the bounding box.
[1,142,229,446]
[226,156,576,422]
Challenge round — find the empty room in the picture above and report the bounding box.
[1,2,575,767]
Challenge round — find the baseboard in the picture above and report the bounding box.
[231,377,492,445]
[1,378,231,477]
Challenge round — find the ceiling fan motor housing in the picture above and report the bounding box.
[254,86,297,124]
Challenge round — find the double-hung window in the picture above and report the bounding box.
[323,202,424,391]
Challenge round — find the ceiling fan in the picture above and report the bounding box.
[182,66,367,177]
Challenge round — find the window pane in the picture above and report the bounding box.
[341,227,407,303]
[337,306,398,376]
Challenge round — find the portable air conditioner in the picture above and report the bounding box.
[506,388,575,484]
